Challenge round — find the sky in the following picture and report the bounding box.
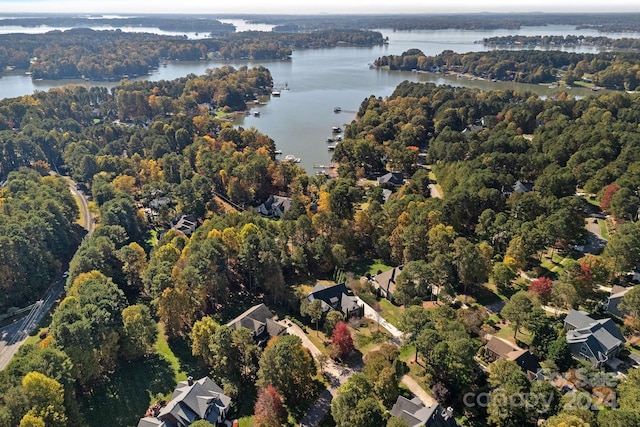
[0,0,639,14]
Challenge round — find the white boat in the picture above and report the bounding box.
[253,111,260,117]
[334,107,341,113]
[274,150,282,155]
[284,155,301,163]
[327,145,336,150]
[271,91,281,97]
[331,126,342,133]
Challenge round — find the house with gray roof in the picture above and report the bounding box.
[307,283,363,319]
[390,396,457,427]
[371,265,403,299]
[564,310,625,368]
[226,303,286,347]
[512,180,534,193]
[256,195,292,218]
[377,172,405,187]
[137,377,231,427]
[503,180,534,197]
[605,285,633,318]
[170,214,198,236]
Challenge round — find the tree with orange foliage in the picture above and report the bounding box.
[600,183,619,212]
[254,385,286,427]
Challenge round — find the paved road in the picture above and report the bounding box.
[0,178,93,371]
[541,305,569,316]
[67,178,94,234]
[0,278,64,370]
[428,183,443,199]
[355,296,404,339]
[278,319,322,358]
[278,319,356,427]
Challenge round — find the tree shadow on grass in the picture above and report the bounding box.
[167,336,207,380]
[81,354,176,427]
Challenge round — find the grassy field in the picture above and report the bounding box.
[306,329,330,356]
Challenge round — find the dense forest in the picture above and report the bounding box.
[5,13,640,32]
[1,56,640,425]
[0,16,236,34]
[0,29,383,80]
[241,12,640,32]
[482,35,640,50]
[374,49,640,89]
[0,171,81,311]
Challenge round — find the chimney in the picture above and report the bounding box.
[187,376,194,386]
[442,406,454,420]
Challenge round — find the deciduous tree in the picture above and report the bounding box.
[257,335,316,403]
[254,385,286,427]
[21,372,67,427]
[501,291,533,338]
[120,304,157,360]
[529,277,553,304]
[331,321,354,358]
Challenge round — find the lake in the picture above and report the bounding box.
[2,23,640,173]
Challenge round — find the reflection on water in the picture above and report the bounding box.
[0,24,636,172]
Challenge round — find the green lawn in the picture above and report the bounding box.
[306,329,330,356]
[80,324,205,427]
[80,354,177,427]
[154,324,189,388]
[583,196,599,207]
[598,219,611,240]
[238,416,255,427]
[377,298,403,328]
[347,259,392,278]
[540,251,576,275]
[353,318,391,353]
[494,324,532,346]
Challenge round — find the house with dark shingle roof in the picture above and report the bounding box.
[137,377,231,427]
[377,172,405,187]
[390,396,457,427]
[512,180,534,193]
[307,283,363,319]
[256,195,292,218]
[484,335,541,380]
[564,310,625,368]
[170,214,198,236]
[371,265,403,299]
[226,303,286,347]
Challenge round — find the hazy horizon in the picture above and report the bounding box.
[0,0,639,15]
